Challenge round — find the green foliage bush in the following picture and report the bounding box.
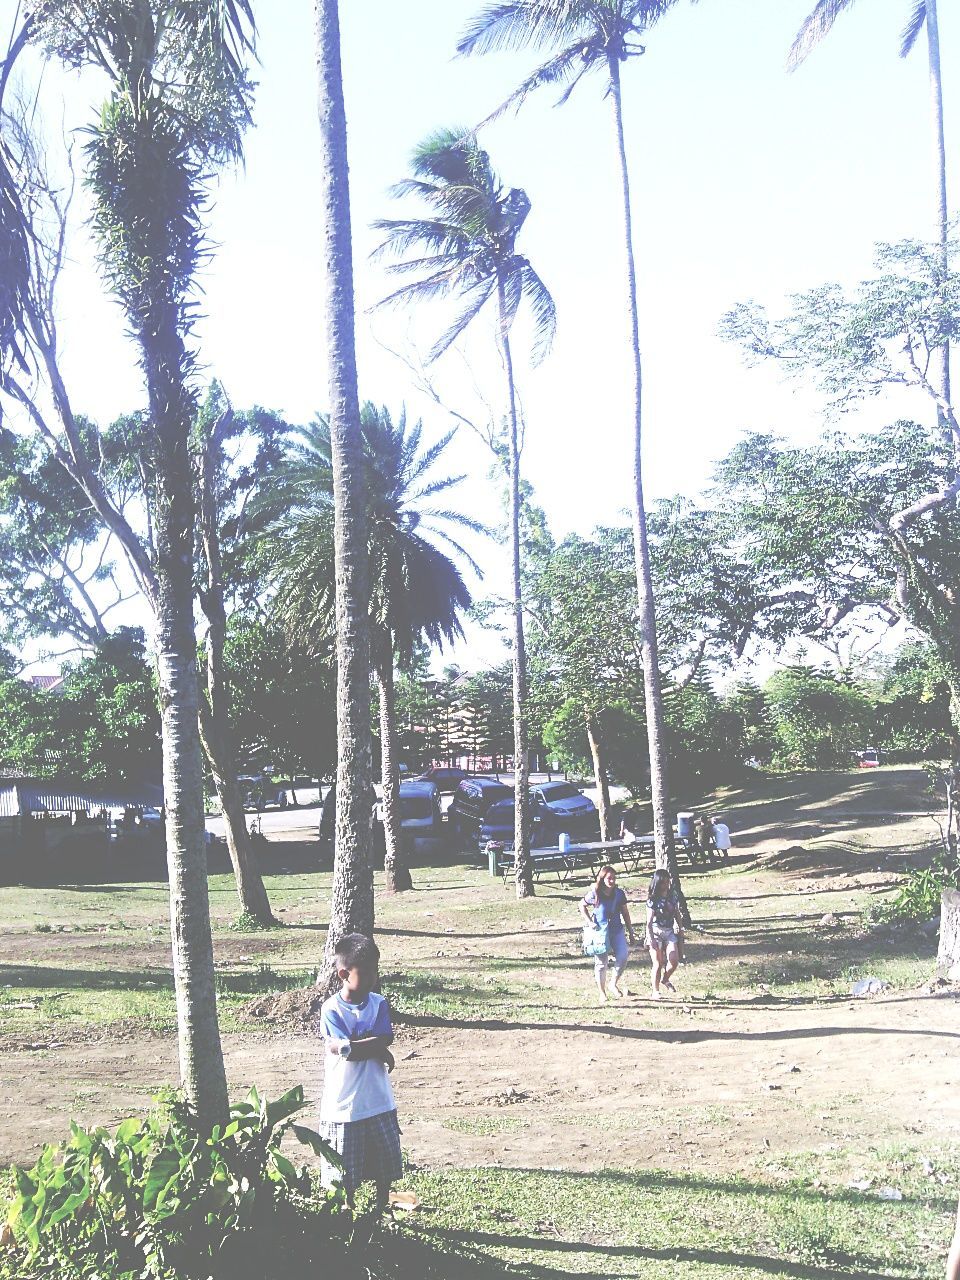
[868,857,959,925]
[2,1085,346,1280]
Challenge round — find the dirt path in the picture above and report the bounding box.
[2,986,957,1177]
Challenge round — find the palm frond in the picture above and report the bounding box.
[474,39,599,129]
[428,277,496,362]
[377,268,473,312]
[899,0,926,57]
[787,0,855,69]
[457,2,590,57]
[520,261,557,364]
[371,218,471,262]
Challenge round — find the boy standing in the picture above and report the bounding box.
[318,933,402,1215]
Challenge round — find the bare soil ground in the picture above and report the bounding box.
[1,766,958,1195]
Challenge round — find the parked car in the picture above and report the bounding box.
[530,781,600,842]
[448,777,513,848]
[417,766,469,794]
[398,779,443,838]
[855,747,881,769]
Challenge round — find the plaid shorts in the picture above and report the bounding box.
[318,1109,403,1194]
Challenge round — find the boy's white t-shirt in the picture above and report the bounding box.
[319,991,396,1123]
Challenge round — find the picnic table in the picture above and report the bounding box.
[493,834,700,885]
[495,839,629,885]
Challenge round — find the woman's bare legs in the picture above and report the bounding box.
[662,941,680,991]
[648,944,664,997]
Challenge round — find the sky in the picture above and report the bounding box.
[11,0,958,670]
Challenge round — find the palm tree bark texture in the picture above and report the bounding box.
[315,0,376,981]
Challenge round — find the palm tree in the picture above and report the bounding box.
[789,0,950,412]
[16,0,260,1126]
[315,0,375,971]
[256,405,480,892]
[372,130,555,899]
[457,2,685,892]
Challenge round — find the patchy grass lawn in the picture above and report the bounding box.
[1,767,957,1279]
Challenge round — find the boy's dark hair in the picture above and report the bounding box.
[334,932,379,971]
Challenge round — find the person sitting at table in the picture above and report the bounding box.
[695,813,715,860]
[711,815,731,862]
[579,864,636,1003]
[620,802,645,843]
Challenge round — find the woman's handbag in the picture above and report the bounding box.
[582,920,610,957]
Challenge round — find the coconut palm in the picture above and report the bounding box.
[257,404,480,893]
[15,0,259,1125]
[457,2,684,892]
[315,0,375,973]
[789,0,950,411]
[372,130,555,899]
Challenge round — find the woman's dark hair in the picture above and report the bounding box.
[648,869,671,901]
[592,864,618,900]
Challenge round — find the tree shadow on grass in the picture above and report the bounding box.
[410,1163,950,1278]
[425,1225,909,1279]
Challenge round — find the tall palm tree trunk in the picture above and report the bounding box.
[586,712,612,841]
[925,0,950,417]
[150,341,228,1126]
[497,280,534,898]
[607,57,687,920]
[315,0,375,973]
[378,662,412,892]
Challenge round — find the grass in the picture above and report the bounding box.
[0,767,952,1279]
[396,1160,955,1278]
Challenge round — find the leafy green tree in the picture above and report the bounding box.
[0,661,57,775]
[458,0,682,876]
[257,405,477,891]
[788,0,950,420]
[723,678,778,767]
[869,641,952,758]
[0,427,135,649]
[374,130,554,897]
[721,240,960,736]
[57,629,160,784]
[225,618,337,785]
[765,665,874,769]
[452,665,515,773]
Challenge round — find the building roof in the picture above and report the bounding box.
[0,777,163,818]
[27,674,66,693]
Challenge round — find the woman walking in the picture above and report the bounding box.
[645,869,684,998]
[580,864,636,1004]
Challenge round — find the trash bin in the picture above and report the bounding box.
[676,812,694,840]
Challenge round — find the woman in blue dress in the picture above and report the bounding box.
[580,864,636,1003]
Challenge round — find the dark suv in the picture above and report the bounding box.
[417,766,469,794]
[448,777,512,848]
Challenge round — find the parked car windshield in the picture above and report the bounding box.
[539,783,581,802]
[400,795,433,820]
